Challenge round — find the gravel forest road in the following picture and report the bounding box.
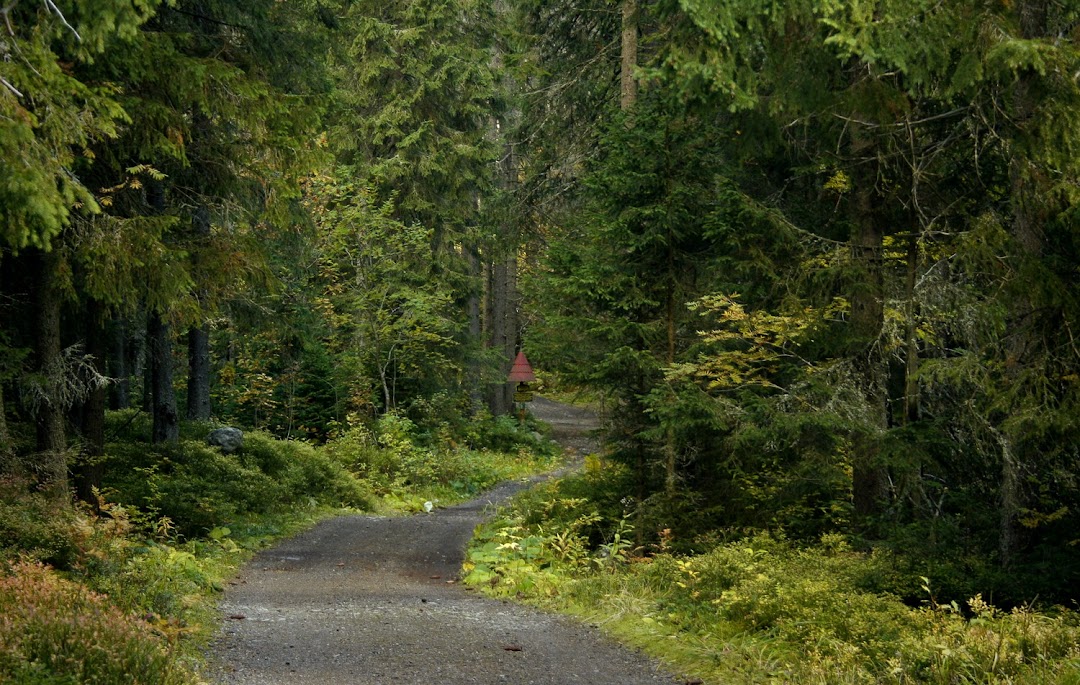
[204,397,683,685]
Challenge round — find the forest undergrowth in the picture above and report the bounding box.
[465,457,1080,685]
[0,408,557,683]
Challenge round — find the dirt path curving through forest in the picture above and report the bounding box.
[205,397,682,684]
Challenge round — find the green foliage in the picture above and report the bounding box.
[465,463,647,592]
[104,440,281,537]
[0,561,191,684]
[505,0,623,220]
[67,0,330,332]
[467,482,1080,684]
[531,101,731,380]
[0,478,84,569]
[304,0,500,418]
[306,177,464,413]
[467,413,549,454]
[102,424,372,538]
[242,431,375,509]
[0,0,161,251]
[323,409,557,510]
[87,538,222,641]
[328,0,497,227]
[516,0,1080,606]
[0,486,340,682]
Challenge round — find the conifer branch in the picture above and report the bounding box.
[165,5,250,31]
[2,3,42,81]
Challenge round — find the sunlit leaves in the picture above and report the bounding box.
[306,174,462,411]
[676,294,822,392]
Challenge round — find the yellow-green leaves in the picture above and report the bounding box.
[678,294,820,392]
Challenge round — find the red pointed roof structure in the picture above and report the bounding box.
[507,351,536,383]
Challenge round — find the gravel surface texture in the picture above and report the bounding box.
[204,397,683,684]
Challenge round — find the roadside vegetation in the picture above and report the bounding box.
[0,409,556,683]
[466,456,1080,685]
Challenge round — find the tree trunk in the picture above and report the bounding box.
[108,314,130,410]
[73,298,107,504]
[466,244,484,406]
[138,311,152,412]
[33,249,68,492]
[848,121,889,519]
[505,257,519,411]
[0,384,11,469]
[483,116,521,416]
[149,311,179,443]
[187,205,212,420]
[485,256,518,416]
[663,225,678,495]
[187,325,212,420]
[903,239,920,424]
[620,0,638,111]
[0,252,12,471]
[468,246,483,342]
[998,0,1049,568]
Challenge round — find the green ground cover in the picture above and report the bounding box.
[465,460,1080,685]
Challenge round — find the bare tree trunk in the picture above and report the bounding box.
[34,249,68,492]
[483,117,521,416]
[486,256,518,415]
[380,348,394,412]
[149,311,179,444]
[0,386,11,469]
[848,121,889,519]
[187,205,212,420]
[0,252,12,470]
[139,314,152,412]
[73,298,107,504]
[109,314,130,410]
[999,0,1049,568]
[467,246,482,343]
[0,372,11,470]
[663,226,678,495]
[620,0,638,111]
[903,241,920,424]
[466,244,484,405]
[187,325,211,420]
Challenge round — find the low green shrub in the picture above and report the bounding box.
[239,430,294,476]
[398,391,555,454]
[102,543,221,627]
[103,408,154,444]
[324,411,559,509]
[103,440,286,537]
[243,431,374,509]
[0,478,82,568]
[322,418,433,492]
[468,481,1080,684]
[102,429,373,537]
[469,413,553,454]
[0,562,192,684]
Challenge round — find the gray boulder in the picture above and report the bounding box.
[207,427,244,454]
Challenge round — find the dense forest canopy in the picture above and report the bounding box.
[2,0,1079,604]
